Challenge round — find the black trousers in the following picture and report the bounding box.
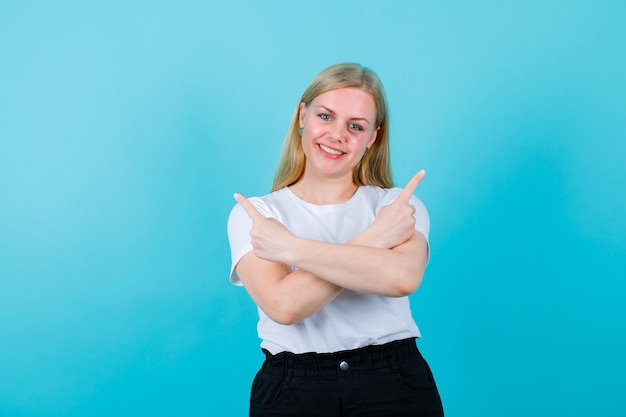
[249,338,444,417]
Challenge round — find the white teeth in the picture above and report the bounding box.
[319,144,343,155]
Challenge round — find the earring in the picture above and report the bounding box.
[298,127,303,136]
[363,147,369,156]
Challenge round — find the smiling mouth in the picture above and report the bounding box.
[319,144,344,156]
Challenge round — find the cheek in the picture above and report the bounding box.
[306,122,326,137]
[347,135,369,149]
[301,134,318,154]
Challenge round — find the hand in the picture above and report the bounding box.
[367,170,425,249]
[233,193,295,263]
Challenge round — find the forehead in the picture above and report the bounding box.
[310,87,376,119]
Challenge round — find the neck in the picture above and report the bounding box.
[289,175,358,205]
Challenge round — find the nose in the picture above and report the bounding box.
[328,122,346,142]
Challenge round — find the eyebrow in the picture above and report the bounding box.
[317,105,372,125]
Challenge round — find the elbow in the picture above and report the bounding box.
[392,270,424,297]
[263,298,303,326]
[394,280,419,297]
[270,310,301,326]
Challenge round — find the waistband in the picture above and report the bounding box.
[260,338,420,377]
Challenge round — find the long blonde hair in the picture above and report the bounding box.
[272,63,393,191]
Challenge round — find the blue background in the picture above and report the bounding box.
[1,1,625,416]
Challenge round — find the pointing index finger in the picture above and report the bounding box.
[397,170,426,203]
[233,193,265,222]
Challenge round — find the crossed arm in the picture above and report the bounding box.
[233,171,429,325]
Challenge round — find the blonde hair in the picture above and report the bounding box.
[272,63,393,191]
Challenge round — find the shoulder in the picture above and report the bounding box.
[377,186,430,238]
[356,185,426,210]
[358,185,425,209]
[357,185,388,202]
[381,187,428,210]
[228,188,291,223]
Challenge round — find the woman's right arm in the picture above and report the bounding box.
[229,201,341,325]
[232,187,417,325]
[235,253,342,325]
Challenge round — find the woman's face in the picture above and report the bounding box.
[298,87,378,182]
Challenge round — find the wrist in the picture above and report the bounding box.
[350,228,386,249]
[281,235,306,265]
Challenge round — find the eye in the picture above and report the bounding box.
[348,123,364,131]
[319,113,331,121]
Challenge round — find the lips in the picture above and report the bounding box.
[319,143,344,156]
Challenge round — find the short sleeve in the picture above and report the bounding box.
[378,188,431,264]
[226,204,252,286]
[378,188,430,241]
[409,194,430,241]
[226,197,271,286]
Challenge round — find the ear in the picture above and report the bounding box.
[298,101,307,128]
[367,126,379,148]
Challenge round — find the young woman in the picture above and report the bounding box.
[227,63,444,416]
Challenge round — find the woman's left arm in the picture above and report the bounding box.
[283,230,427,297]
[234,172,429,297]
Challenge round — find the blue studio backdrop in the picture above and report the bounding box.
[1,1,625,416]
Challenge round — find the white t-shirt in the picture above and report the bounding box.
[227,185,430,354]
